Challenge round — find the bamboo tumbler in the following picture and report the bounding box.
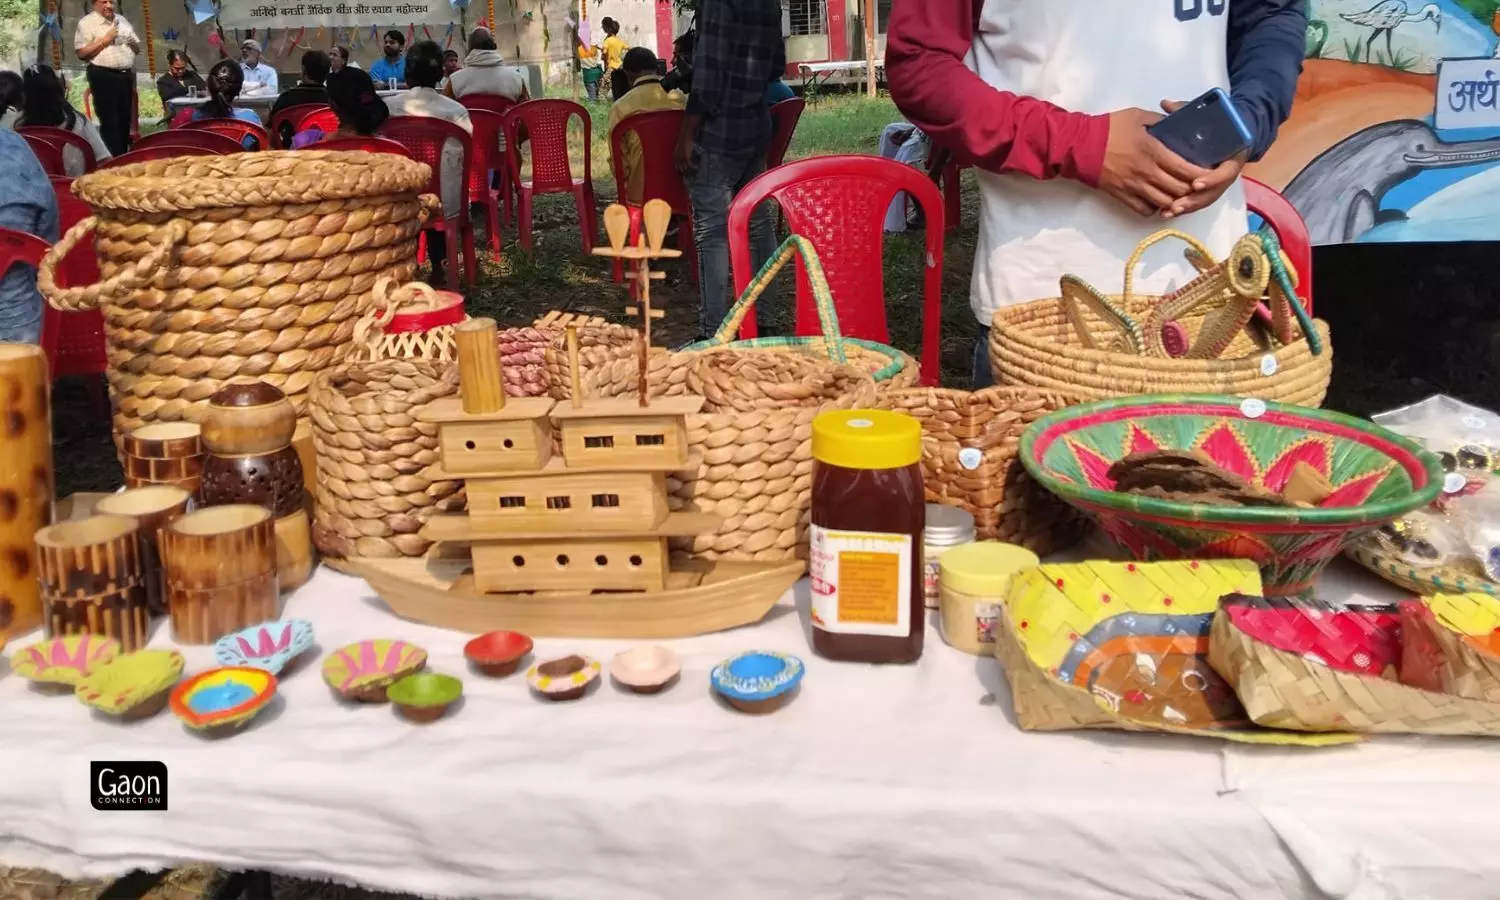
[94,486,192,617]
[34,515,151,652]
[0,344,53,639]
[455,318,505,413]
[160,505,278,644]
[122,421,203,494]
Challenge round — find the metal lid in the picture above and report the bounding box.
[924,504,976,544]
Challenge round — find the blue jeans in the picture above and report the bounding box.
[689,146,777,340]
[972,326,994,388]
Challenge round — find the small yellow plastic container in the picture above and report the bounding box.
[938,541,1040,655]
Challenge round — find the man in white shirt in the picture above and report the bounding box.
[73,0,139,155]
[240,39,280,96]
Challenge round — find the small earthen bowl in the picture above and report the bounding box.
[387,672,464,724]
[464,630,533,677]
[322,639,428,703]
[526,654,600,702]
[609,645,680,695]
[711,651,804,715]
[75,650,186,721]
[10,634,122,690]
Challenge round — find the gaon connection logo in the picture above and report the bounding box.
[90,761,168,811]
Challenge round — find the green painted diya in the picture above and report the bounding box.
[1020,395,1444,598]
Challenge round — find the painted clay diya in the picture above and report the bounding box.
[169,666,278,733]
[464,630,533,677]
[711,651,804,714]
[75,650,186,720]
[214,620,315,675]
[386,672,464,724]
[526,654,601,702]
[322,639,428,703]
[609,645,680,694]
[10,634,122,689]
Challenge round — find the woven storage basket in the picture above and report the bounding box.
[543,319,643,401]
[308,358,464,566]
[989,230,1333,406]
[36,151,434,438]
[580,347,876,562]
[876,386,1087,552]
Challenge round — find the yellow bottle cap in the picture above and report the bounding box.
[939,541,1040,596]
[812,409,921,470]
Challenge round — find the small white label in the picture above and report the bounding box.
[1259,355,1278,377]
[1464,415,1487,431]
[975,602,1000,645]
[1240,398,1267,419]
[847,418,874,429]
[1444,472,1468,494]
[809,524,914,638]
[958,447,983,470]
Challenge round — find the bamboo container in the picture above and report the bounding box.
[121,421,203,494]
[0,344,53,639]
[160,505,278,644]
[94,486,193,617]
[34,515,150,651]
[455,318,505,413]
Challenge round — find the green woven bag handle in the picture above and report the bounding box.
[704,234,849,365]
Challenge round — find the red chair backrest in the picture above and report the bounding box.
[134,128,243,154]
[375,115,474,216]
[297,107,340,135]
[98,145,221,168]
[608,108,688,213]
[41,178,106,379]
[466,108,506,196]
[728,154,945,344]
[767,98,805,169]
[269,103,327,149]
[20,135,66,176]
[502,99,591,194]
[0,226,56,366]
[184,117,271,151]
[1244,175,1314,316]
[17,125,98,174]
[47,176,98,285]
[312,136,411,155]
[459,93,519,118]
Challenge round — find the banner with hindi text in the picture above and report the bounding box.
[217,0,464,30]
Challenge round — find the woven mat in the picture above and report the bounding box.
[0,867,453,900]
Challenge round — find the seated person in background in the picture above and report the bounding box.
[369,30,407,89]
[192,60,264,148]
[0,70,21,129]
[444,28,527,103]
[608,47,686,204]
[19,64,110,171]
[155,50,205,121]
[765,78,794,105]
[330,45,359,73]
[238,39,279,96]
[0,128,59,343]
[291,66,388,148]
[438,49,461,91]
[271,49,332,146]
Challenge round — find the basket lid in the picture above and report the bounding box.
[381,290,466,334]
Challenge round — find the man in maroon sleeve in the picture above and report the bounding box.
[887,0,1306,386]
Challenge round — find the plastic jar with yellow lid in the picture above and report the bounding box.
[938,541,1040,655]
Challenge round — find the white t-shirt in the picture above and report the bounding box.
[74,11,138,70]
[241,61,280,96]
[967,0,1248,324]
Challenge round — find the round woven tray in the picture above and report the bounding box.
[1345,539,1500,598]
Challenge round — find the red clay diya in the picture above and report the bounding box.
[464,630,533,677]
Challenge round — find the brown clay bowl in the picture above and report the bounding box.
[464,630,533,677]
[526,654,601,702]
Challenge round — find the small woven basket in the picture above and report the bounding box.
[35,151,436,438]
[350,278,468,363]
[1345,537,1500,598]
[308,358,464,565]
[989,229,1332,405]
[876,385,1087,552]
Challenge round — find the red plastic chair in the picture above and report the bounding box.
[466,108,508,253]
[17,125,99,174]
[98,145,220,168]
[1,227,58,367]
[43,178,108,390]
[926,150,964,236]
[766,98,805,169]
[728,154,945,386]
[376,115,477,288]
[20,135,66,176]
[458,93,520,117]
[312,135,411,155]
[269,103,327,149]
[607,109,697,288]
[184,117,271,151]
[1244,176,1314,316]
[502,99,597,254]
[459,94,520,222]
[134,128,243,154]
[297,107,341,136]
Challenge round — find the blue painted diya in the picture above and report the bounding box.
[169,666,278,732]
[711,651,803,714]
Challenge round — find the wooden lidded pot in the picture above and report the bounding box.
[198,381,304,516]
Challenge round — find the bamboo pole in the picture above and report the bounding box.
[864,0,877,98]
[0,344,51,640]
[566,324,583,409]
[454,318,506,414]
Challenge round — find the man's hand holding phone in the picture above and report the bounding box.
[1156,99,1247,218]
[1098,107,1208,217]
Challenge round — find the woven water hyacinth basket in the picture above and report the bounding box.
[876,385,1086,553]
[36,151,434,439]
[582,348,875,562]
[308,358,464,566]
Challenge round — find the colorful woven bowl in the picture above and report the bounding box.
[10,634,122,688]
[1020,395,1444,598]
[76,650,186,720]
[711,651,803,714]
[169,666,278,732]
[214,620,315,675]
[322,639,428,703]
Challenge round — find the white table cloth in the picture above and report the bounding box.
[1,559,1497,900]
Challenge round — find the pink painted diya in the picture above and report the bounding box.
[321,639,428,703]
[10,634,122,689]
[214,620,315,675]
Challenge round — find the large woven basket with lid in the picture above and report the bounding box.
[36,151,434,438]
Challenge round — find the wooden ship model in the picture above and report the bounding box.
[353,201,804,638]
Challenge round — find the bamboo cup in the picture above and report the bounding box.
[160,505,278,644]
[0,343,53,639]
[121,421,203,494]
[34,515,150,651]
[94,485,193,617]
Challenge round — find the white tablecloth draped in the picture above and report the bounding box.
[0,559,1495,900]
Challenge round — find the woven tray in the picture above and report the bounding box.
[1346,536,1500,598]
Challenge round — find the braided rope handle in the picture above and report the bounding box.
[352,278,441,355]
[704,234,848,365]
[37,217,186,312]
[1121,228,1216,303]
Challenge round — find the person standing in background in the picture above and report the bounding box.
[676,0,784,339]
[599,18,628,83]
[577,30,604,101]
[370,30,408,89]
[73,0,138,156]
[0,128,59,343]
[239,39,279,96]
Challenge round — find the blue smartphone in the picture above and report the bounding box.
[1146,88,1252,168]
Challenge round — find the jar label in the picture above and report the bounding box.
[809,524,913,637]
[923,557,942,608]
[975,602,999,644]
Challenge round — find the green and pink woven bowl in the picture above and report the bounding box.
[1020,395,1444,598]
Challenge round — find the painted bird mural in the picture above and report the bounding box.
[1339,0,1442,63]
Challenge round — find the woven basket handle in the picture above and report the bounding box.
[353,278,440,354]
[706,234,848,365]
[38,218,185,312]
[1121,228,1216,305]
